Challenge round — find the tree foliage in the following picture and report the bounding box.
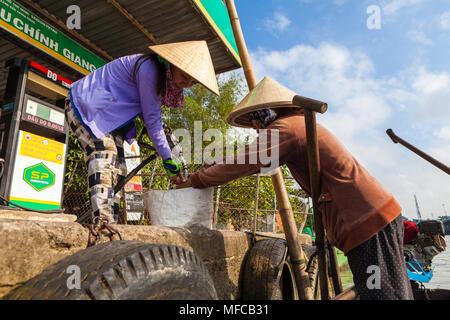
[64,72,310,230]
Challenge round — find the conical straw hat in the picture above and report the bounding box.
[226,76,301,128]
[149,41,219,96]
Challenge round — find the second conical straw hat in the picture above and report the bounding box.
[149,40,219,96]
[226,76,301,128]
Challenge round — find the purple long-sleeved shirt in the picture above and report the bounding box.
[69,54,172,160]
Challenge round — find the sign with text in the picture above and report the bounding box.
[124,141,144,221]
[23,162,55,191]
[19,131,64,165]
[9,130,66,210]
[22,97,65,133]
[0,0,106,75]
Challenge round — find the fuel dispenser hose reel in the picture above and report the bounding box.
[0,124,188,219]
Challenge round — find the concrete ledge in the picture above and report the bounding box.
[0,218,251,300]
[0,213,313,300]
[254,231,313,246]
[0,209,77,223]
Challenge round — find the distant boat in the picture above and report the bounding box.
[443,219,450,235]
[406,219,449,299]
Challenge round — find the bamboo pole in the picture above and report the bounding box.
[225,0,313,300]
[225,0,257,89]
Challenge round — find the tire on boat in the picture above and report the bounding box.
[242,238,317,300]
[3,241,218,300]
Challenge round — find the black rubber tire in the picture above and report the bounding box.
[242,238,317,300]
[3,241,217,300]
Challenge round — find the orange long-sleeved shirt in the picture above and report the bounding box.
[189,110,401,254]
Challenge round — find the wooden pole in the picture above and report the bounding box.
[328,240,343,295]
[292,94,343,299]
[386,129,450,175]
[332,286,357,300]
[303,109,329,300]
[225,0,313,300]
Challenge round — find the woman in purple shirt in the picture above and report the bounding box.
[65,41,219,223]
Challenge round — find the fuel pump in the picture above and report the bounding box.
[0,58,72,212]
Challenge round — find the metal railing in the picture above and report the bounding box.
[62,156,312,232]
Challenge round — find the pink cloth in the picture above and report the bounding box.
[162,67,184,109]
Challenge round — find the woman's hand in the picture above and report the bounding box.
[170,171,186,185]
[176,179,192,189]
[163,158,185,185]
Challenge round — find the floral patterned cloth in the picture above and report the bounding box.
[161,67,184,109]
[249,109,278,128]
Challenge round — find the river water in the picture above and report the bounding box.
[426,235,450,290]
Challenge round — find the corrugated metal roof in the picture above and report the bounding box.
[16,0,240,73]
[0,0,241,105]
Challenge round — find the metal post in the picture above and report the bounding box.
[121,190,128,225]
[61,161,79,204]
[214,186,221,229]
[148,157,158,189]
[253,174,260,235]
[298,201,310,233]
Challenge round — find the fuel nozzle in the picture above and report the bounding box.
[163,124,188,179]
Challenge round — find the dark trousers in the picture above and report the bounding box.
[347,215,414,300]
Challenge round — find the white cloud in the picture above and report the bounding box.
[299,0,347,4]
[412,69,450,94]
[263,12,291,34]
[440,11,450,30]
[434,127,450,141]
[251,43,386,142]
[249,42,450,220]
[407,68,450,127]
[382,0,424,16]
[333,0,348,5]
[407,29,433,45]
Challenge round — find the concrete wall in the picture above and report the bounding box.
[0,210,311,300]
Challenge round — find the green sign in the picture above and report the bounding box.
[193,0,241,65]
[0,0,106,74]
[23,163,55,192]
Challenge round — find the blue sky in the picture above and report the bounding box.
[229,0,450,219]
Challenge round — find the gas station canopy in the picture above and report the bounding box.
[0,0,241,99]
[0,0,241,211]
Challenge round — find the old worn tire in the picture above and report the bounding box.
[242,238,317,300]
[3,241,217,300]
